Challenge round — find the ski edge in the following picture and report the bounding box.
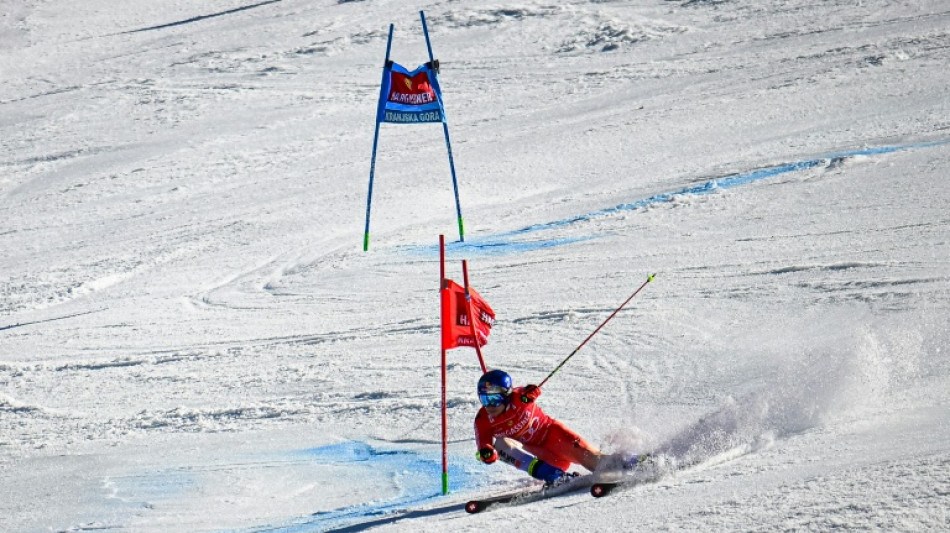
[464,473,592,514]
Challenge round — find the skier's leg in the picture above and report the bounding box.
[493,437,535,470]
[525,420,603,472]
[494,437,567,483]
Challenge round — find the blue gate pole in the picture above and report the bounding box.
[420,11,465,243]
[364,24,394,251]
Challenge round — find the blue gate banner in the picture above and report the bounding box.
[377,61,445,124]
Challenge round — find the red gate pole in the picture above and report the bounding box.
[439,235,449,494]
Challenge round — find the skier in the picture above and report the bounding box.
[473,369,606,485]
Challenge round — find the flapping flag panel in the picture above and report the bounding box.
[441,279,495,350]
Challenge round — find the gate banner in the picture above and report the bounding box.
[377,61,445,124]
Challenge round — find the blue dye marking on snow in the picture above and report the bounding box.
[402,139,949,258]
[231,441,482,533]
[445,234,599,257]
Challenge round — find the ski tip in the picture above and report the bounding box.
[590,483,616,498]
[465,500,484,514]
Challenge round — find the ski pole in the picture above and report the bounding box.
[538,274,656,388]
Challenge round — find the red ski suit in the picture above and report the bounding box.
[474,386,595,472]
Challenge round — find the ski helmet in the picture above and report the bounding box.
[477,370,512,407]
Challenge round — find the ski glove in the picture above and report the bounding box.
[521,384,541,403]
[478,445,498,464]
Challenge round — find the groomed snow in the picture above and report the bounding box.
[2,0,948,531]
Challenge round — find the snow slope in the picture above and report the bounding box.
[1,0,948,531]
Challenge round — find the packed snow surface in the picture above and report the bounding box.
[2,0,949,531]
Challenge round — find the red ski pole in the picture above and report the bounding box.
[538,274,656,388]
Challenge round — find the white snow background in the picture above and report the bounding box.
[2,0,949,531]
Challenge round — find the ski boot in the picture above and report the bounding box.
[528,459,570,486]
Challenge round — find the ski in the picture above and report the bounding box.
[590,481,619,497]
[465,473,591,514]
[589,462,665,498]
[464,490,530,513]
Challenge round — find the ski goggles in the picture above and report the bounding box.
[478,392,507,407]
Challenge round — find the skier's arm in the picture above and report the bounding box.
[474,411,498,463]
